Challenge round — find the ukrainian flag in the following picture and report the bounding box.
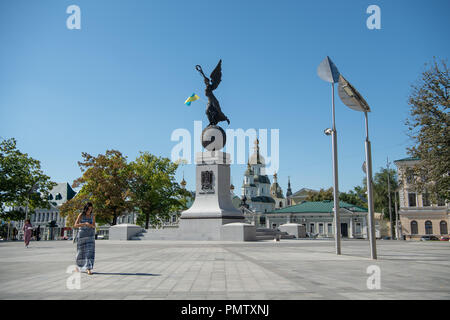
[184,93,199,106]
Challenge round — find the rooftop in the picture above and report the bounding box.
[394,157,420,163]
[269,200,367,214]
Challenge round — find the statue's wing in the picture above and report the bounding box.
[209,60,222,90]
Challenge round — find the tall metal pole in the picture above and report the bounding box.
[331,83,341,255]
[364,112,377,259]
[387,158,393,239]
[394,189,401,240]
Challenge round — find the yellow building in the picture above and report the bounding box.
[394,157,449,240]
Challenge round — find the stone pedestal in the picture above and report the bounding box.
[109,224,144,240]
[221,223,256,241]
[279,223,306,238]
[179,151,245,240]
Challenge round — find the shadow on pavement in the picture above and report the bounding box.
[92,272,161,276]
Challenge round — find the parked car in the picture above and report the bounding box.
[420,235,439,241]
[439,236,449,241]
[381,236,391,240]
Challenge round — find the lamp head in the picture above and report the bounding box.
[324,128,333,136]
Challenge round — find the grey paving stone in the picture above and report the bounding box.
[0,239,449,300]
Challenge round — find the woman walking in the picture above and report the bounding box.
[23,219,32,248]
[74,202,96,275]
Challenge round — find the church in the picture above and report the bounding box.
[239,139,288,213]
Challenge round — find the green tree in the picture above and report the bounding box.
[305,188,333,202]
[59,192,91,227]
[63,150,133,226]
[305,187,367,208]
[129,152,186,229]
[371,168,399,218]
[0,138,56,219]
[339,186,368,208]
[405,58,449,202]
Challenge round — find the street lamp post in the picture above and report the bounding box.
[387,158,393,239]
[394,188,401,240]
[337,74,377,260]
[318,56,342,255]
[363,111,377,259]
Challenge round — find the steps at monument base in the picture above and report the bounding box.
[255,228,296,240]
[129,228,147,240]
[129,227,296,241]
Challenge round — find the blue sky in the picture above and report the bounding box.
[1,0,449,194]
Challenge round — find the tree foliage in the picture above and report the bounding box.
[129,152,187,229]
[61,150,133,226]
[305,187,367,208]
[60,150,187,229]
[405,58,449,201]
[59,192,91,227]
[371,168,399,218]
[0,138,56,219]
[305,188,333,202]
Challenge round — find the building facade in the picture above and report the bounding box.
[394,157,449,240]
[264,200,368,238]
[24,183,76,240]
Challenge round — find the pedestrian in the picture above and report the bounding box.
[74,202,96,275]
[23,220,32,248]
[36,225,41,241]
[12,227,17,240]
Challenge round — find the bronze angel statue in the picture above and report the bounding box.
[196,60,230,126]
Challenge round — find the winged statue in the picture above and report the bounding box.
[196,60,230,126]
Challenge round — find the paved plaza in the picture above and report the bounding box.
[0,239,449,300]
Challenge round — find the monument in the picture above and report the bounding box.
[178,60,249,240]
[119,60,255,241]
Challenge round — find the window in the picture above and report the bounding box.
[406,169,414,184]
[437,197,446,206]
[408,193,416,207]
[260,216,266,225]
[356,223,361,234]
[279,201,283,208]
[440,221,448,235]
[411,221,418,235]
[319,223,324,234]
[327,223,333,234]
[422,193,430,207]
[425,221,433,235]
[310,223,315,233]
[55,193,62,200]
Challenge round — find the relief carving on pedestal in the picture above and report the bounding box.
[200,170,214,194]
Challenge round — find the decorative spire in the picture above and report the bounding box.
[253,138,261,164]
[286,176,292,197]
[180,172,187,189]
